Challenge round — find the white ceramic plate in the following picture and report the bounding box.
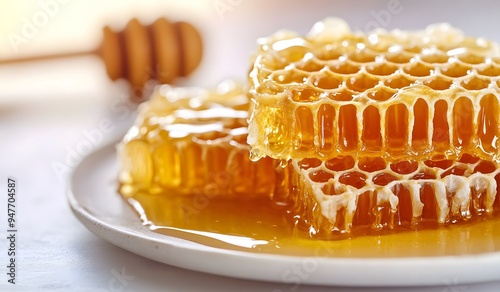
[67,141,500,287]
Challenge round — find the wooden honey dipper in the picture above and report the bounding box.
[0,17,203,99]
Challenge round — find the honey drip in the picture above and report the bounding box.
[289,155,500,237]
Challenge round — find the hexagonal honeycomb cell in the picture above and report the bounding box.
[248,18,500,162]
[289,154,500,238]
[118,81,288,199]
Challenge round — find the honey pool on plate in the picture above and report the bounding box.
[127,192,500,258]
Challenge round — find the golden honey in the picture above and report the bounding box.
[247,18,500,162]
[128,191,500,257]
[119,19,500,241]
[119,80,500,239]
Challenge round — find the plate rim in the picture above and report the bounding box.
[67,141,500,287]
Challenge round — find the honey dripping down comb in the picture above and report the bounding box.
[0,17,203,99]
[247,18,500,163]
[290,155,500,239]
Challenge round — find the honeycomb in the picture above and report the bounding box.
[289,154,500,238]
[248,18,500,162]
[118,81,287,199]
[119,19,500,240]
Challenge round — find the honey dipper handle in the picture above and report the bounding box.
[0,49,97,65]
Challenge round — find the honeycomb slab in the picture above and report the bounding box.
[119,81,286,199]
[289,155,500,238]
[248,18,500,162]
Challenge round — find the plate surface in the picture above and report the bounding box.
[67,141,500,287]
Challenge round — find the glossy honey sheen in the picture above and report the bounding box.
[127,192,500,258]
[119,82,287,200]
[119,80,500,239]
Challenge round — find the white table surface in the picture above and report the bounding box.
[1,0,500,291]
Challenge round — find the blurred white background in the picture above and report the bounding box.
[1,0,500,291]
